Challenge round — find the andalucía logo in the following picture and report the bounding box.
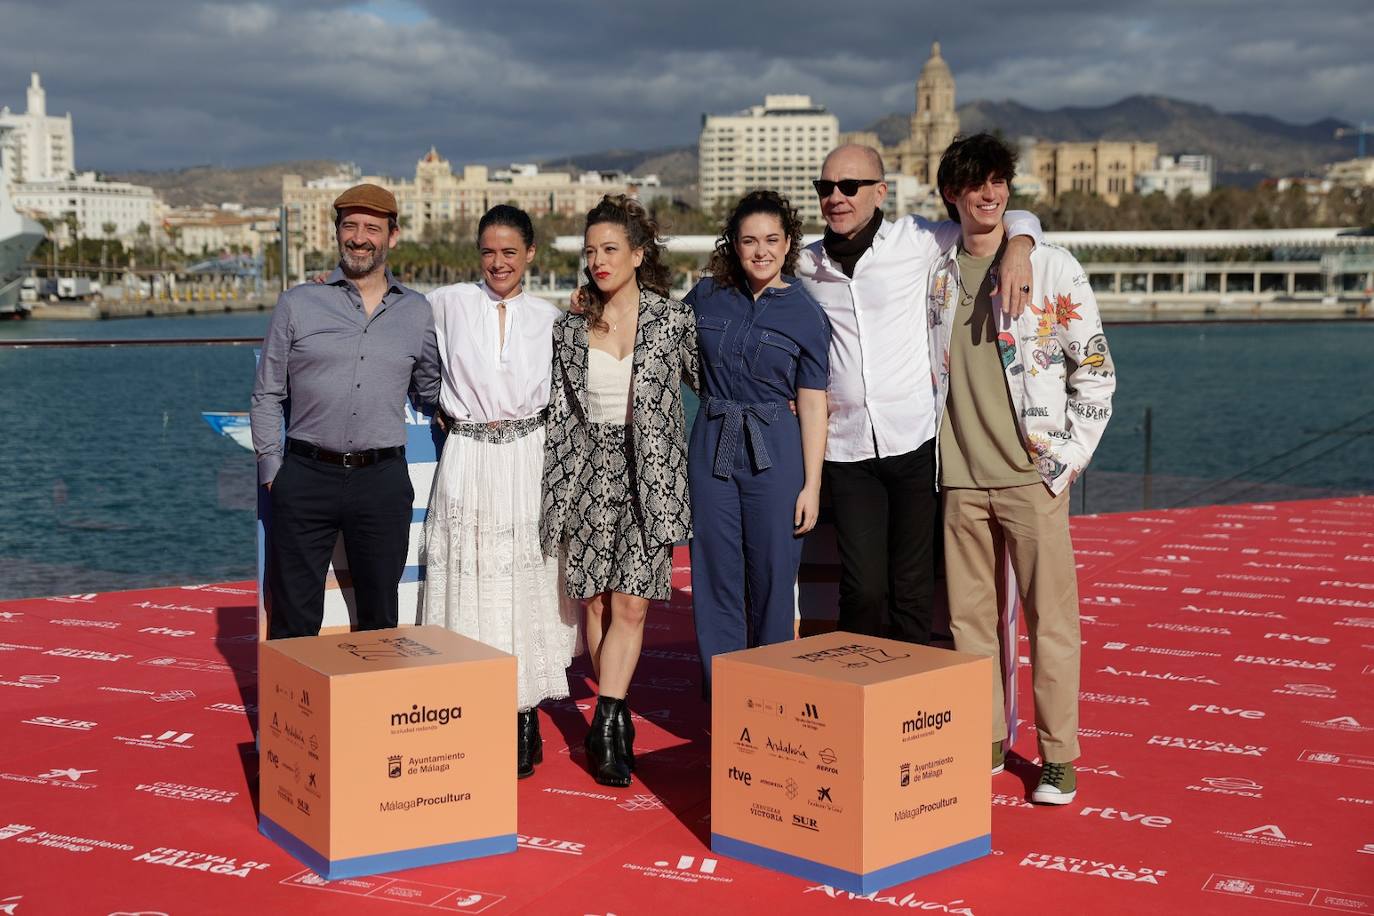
[1215,823,1312,849]
[390,703,462,730]
[735,727,756,754]
[765,737,808,760]
[1303,715,1373,734]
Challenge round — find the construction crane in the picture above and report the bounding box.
[1335,121,1371,158]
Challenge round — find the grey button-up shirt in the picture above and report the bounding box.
[250,266,441,484]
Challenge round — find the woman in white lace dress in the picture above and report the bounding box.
[421,205,578,779]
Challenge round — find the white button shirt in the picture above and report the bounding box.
[428,282,560,423]
[796,212,1042,462]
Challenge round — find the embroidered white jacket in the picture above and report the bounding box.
[927,241,1116,495]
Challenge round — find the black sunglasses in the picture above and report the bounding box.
[812,178,881,198]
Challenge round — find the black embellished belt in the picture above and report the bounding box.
[287,438,404,468]
[447,409,547,444]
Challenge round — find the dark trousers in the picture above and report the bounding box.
[689,414,804,696]
[822,439,937,645]
[266,452,413,639]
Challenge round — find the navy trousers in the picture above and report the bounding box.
[266,452,413,639]
[689,405,803,695]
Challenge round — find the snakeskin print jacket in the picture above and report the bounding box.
[539,289,699,556]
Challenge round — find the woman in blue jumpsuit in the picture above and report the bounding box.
[686,190,831,695]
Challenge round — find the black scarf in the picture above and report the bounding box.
[822,209,884,279]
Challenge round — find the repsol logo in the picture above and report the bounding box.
[390,704,462,728]
[901,709,952,736]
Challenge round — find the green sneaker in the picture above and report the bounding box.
[991,741,1005,775]
[1032,762,1077,805]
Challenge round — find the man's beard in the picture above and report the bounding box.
[339,241,386,277]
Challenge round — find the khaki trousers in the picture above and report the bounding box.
[943,483,1080,762]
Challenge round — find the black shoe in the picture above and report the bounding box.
[517,709,542,779]
[585,696,632,788]
[612,697,636,772]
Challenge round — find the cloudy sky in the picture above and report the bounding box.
[1,0,1368,174]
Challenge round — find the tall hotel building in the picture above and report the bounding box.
[698,95,838,224]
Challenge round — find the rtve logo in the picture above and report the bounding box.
[1080,806,1172,828]
[1188,703,1265,720]
[727,766,752,786]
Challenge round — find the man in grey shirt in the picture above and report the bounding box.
[250,183,440,639]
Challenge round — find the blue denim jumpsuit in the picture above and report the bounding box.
[685,277,830,694]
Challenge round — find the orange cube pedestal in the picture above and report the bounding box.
[711,632,992,893]
[258,626,517,879]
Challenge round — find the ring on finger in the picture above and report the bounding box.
[1019,284,1031,293]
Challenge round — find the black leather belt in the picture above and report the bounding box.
[287,438,404,468]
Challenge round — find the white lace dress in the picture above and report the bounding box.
[419,283,579,709]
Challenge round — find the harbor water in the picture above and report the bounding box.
[0,312,1370,600]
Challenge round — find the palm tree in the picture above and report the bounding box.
[101,222,116,285]
[63,212,81,267]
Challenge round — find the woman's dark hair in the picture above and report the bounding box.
[477,204,535,248]
[581,194,670,332]
[937,132,1018,221]
[706,190,804,291]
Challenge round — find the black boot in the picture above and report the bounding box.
[612,697,636,772]
[584,696,632,788]
[517,709,542,779]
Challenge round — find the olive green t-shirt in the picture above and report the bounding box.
[938,247,1041,489]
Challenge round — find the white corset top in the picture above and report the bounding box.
[587,348,633,424]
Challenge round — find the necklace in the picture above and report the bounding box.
[956,258,998,307]
[604,307,634,333]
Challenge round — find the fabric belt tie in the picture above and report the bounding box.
[705,397,784,479]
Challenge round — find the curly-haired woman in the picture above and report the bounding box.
[686,190,831,696]
[539,194,697,787]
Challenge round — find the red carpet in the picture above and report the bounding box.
[1,497,1372,915]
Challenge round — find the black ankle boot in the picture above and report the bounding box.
[612,698,636,772]
[584,696,632,788]
[517,709,542,779]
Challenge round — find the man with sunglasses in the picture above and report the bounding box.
[796,144,1042,647]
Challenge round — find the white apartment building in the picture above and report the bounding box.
[1135,154,1215,199]
[698,94,838,224]
[13,171,162,241]
[1326,157,1374,189]
[0,73,74,187]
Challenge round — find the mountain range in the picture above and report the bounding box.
[108,95,1361,206]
